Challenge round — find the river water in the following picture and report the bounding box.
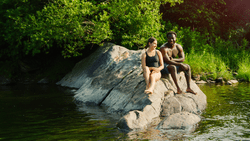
[0,83,249,140]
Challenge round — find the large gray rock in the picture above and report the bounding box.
[57,43,207,131]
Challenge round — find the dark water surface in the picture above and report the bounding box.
[0,84,127,141]
[0,83,249,140]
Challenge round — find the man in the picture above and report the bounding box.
[160,31,197,95]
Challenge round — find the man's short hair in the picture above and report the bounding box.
[167,31,177,37]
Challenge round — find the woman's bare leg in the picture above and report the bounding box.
[145,72,161,94]
[143,67,151,90]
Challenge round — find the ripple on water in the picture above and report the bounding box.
[189,83,250,140]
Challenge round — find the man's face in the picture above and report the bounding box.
[167,34,176,46]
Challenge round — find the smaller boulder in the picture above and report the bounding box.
[195,80,207,84]
[157,112,201,131]
[37,78,50,84]
[117,110,148,131]
[227,80,238,85]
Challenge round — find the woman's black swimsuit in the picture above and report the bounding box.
[146,50,159,68]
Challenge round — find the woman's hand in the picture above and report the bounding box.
[150,67,160,73]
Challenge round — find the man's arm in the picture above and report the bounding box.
[172,44,185,63]
[160,47,183,66]
[160,42,167,48]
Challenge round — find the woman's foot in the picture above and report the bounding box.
[186,88,197,95]
[144,89,153,94]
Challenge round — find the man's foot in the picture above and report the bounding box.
[145,89,153,94]
[186,88,197,95]
[177,89,185,94]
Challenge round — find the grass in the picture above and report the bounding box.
[237,56,250,81]
[184,51,233,81]
[181,32,250,82]
[185,47,250,82]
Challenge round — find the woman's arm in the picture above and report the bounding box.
[156,50,164,71]
[141,53,148,71]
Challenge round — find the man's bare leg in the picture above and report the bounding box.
[168,65,183,94]
[184,64,197,95]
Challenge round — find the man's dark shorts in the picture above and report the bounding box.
[161,63,180,74]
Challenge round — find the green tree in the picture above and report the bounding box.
[0,0,183,59]
[160,0,250,40]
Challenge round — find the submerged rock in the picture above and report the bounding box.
[0,75,12,85]
[37,78,50,84]
[57,43,207,132]
[157,112,201,132]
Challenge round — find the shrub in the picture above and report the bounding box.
[2,0,112,58]
[1,0,183,59]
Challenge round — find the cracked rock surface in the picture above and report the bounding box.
[57,43,207,131]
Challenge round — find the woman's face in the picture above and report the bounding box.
[149,40,157,49]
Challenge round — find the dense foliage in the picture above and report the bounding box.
[161,0,250,41]
[0,0,182,59]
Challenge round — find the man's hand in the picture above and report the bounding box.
[180,63,189,71]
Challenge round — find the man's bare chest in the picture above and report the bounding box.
[166,48,179,57]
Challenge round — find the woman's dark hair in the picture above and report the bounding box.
[167,31,177,38]
[145,37,157,49]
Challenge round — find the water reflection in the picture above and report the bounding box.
[0,84,127,141]
[0,83,249,140]
[190,83,250,140]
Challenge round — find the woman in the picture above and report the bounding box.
[141,37,164,94]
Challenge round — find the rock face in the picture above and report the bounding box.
[57,43,207,131]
